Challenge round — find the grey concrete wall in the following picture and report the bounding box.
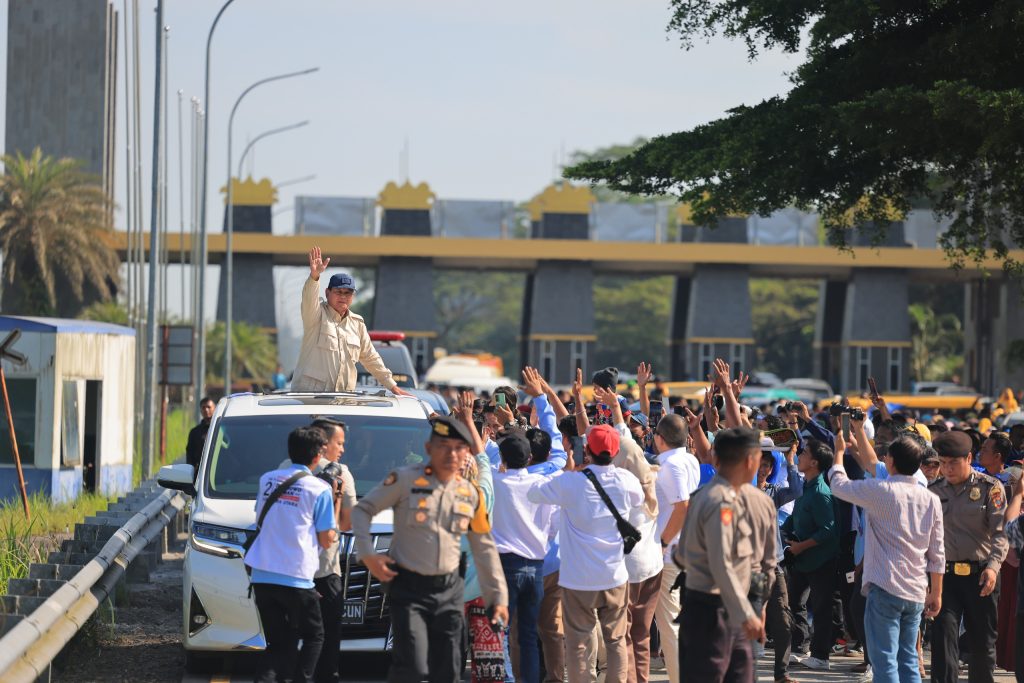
[668,278,691,379]
[537,212,590,240]
[528,262,595,336]
[964,280,1024,394]
[524,339,593,386]
[686,266,754,340]
[841,269,910,344]
[813,281,847,390]
[372,257,436,335]
[696,217,748,244]
[5,0,114,180]
[684,342,753,383]
[381,209,432,236]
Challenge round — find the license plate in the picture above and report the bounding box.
[341,599,364,625]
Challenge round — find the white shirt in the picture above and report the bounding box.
[492,468,556,561]
[655,447,701,563]
[528,464,645,591]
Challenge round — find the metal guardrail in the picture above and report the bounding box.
[0,488,186,682]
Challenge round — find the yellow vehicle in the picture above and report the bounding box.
[839,394,984,413]
[578,381,709,403]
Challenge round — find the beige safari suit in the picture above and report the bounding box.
[291,276,396,392]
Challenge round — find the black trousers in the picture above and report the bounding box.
[1015,612,1024,683]
[387,569,465,683]
[788,558,837,660]
[849,571,871,667]
[253,583,325,683]
[931,571,999,683]
[679,589,753,683]
[765,568,793,681]
[314,574,344,683]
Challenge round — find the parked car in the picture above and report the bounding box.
[912,381,960,395]
[158,390,434,671]
[783,378,836,404]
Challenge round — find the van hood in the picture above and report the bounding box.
[194,496,394,532]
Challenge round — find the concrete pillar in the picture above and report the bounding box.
[839,269,911,394]
[521,184,595,384]
[668,206,697,379]
[216,177,277,329]
[964,279,1024,395]
[677,212,754,380]
[813,281,847,392]
[371,182,438,375]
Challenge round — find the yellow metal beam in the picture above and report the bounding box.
[105,232,1022,278]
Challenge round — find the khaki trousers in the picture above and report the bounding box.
[626,573,663,683]
[539,571,566,683]
[563,583,629,683]
[653,563,682,683]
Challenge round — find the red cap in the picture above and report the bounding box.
[587,424,620,458]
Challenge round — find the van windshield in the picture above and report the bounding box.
[203,414,432,499]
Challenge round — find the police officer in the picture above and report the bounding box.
[675,427,777,682]
[929,430,1008,683]
[352,415,509,683]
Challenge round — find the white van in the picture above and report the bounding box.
[158,390,433,672]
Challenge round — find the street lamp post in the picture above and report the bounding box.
[197,0,239,405]
[223,69,317,393]
[228,119,311,393]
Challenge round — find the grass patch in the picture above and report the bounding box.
[0,491,113,596]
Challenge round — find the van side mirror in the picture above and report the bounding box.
[157,463,196,497]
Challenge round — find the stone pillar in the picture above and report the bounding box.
[216,177,277,330]
[964,279,1024,395]
[371,182,437,375]
[668,206,697,379]
[839,269,911,394]
[835,223,913,394]
[813,281,847,392]
[676,211,754,381]
[521,184,596,384]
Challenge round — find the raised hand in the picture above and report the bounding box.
[521,366,544,398]
[731,371,750,399]
[308,245,331,280]
[682,406,701,432]
[572,367,584,400]
[712,358,731,392]
[636,362,653,387]
[453,390,476,424]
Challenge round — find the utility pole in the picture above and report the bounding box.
[141,0,165,478]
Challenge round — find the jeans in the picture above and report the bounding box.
[864,585,924,683]
[500,553,544,683]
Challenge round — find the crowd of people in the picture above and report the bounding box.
[241,253,1024,682]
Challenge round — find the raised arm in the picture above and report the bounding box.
[637,362,652,417]
[683,406,712,463]
[539,375,569,421]
[301,246,330,329]
[713,359,743,429]
[571,367,590,437]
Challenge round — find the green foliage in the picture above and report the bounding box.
[205,321,278,386]
[565,1,1024,273]
[434,271,524,373]
[77,300,129,325]
[909,302,964,381]
[0,491,112,596]
[0,148,120,316]
[593,275,672,373]
[749,279,818,378]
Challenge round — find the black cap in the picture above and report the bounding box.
[932,431,972,458]
[498,432,532,467]
[592,367,619,391]
[430,415,474,445]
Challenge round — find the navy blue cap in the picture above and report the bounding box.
[326,273,357,291]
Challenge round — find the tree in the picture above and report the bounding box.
[564,1,1024,273]
[909,303,964,381]
[77,301,129,325]
[749,278,818,378]
[433,271,523,372]
[0,148,120,315]
[593,275,672,372]
[205,321,278,387]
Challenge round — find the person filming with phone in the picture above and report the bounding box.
[292,246,411,396]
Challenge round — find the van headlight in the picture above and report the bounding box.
[190,522,250,558]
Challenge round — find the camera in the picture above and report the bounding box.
[828,403,865,421]
[317,460,345,487]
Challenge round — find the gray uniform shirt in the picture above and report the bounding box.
[675,475,777,626]
[929,470,1008,571]
[352,464,508,607]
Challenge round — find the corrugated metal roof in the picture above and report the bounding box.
[0,316,135,336]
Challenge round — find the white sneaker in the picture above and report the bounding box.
[800,656,831,671]
[752,641,765,658]
[649,656,666,671]
[854,665,873,683]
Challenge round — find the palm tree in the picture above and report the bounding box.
[205,321,278,390]
[0,148,119,316]
[909,302,964,381]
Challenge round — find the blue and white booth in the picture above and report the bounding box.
[0,316,135,503]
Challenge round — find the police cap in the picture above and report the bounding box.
[430,415,474,445]
[932,430,973,458]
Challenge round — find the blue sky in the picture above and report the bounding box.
[2,0,801,233]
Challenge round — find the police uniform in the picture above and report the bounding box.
[674,475,777,682]
[351,417,508,683]
[929,469,1008,683]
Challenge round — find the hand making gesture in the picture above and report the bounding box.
[308,245,331,281]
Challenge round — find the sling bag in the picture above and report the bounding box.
[582,468,642,555]
[243,470,310,559]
